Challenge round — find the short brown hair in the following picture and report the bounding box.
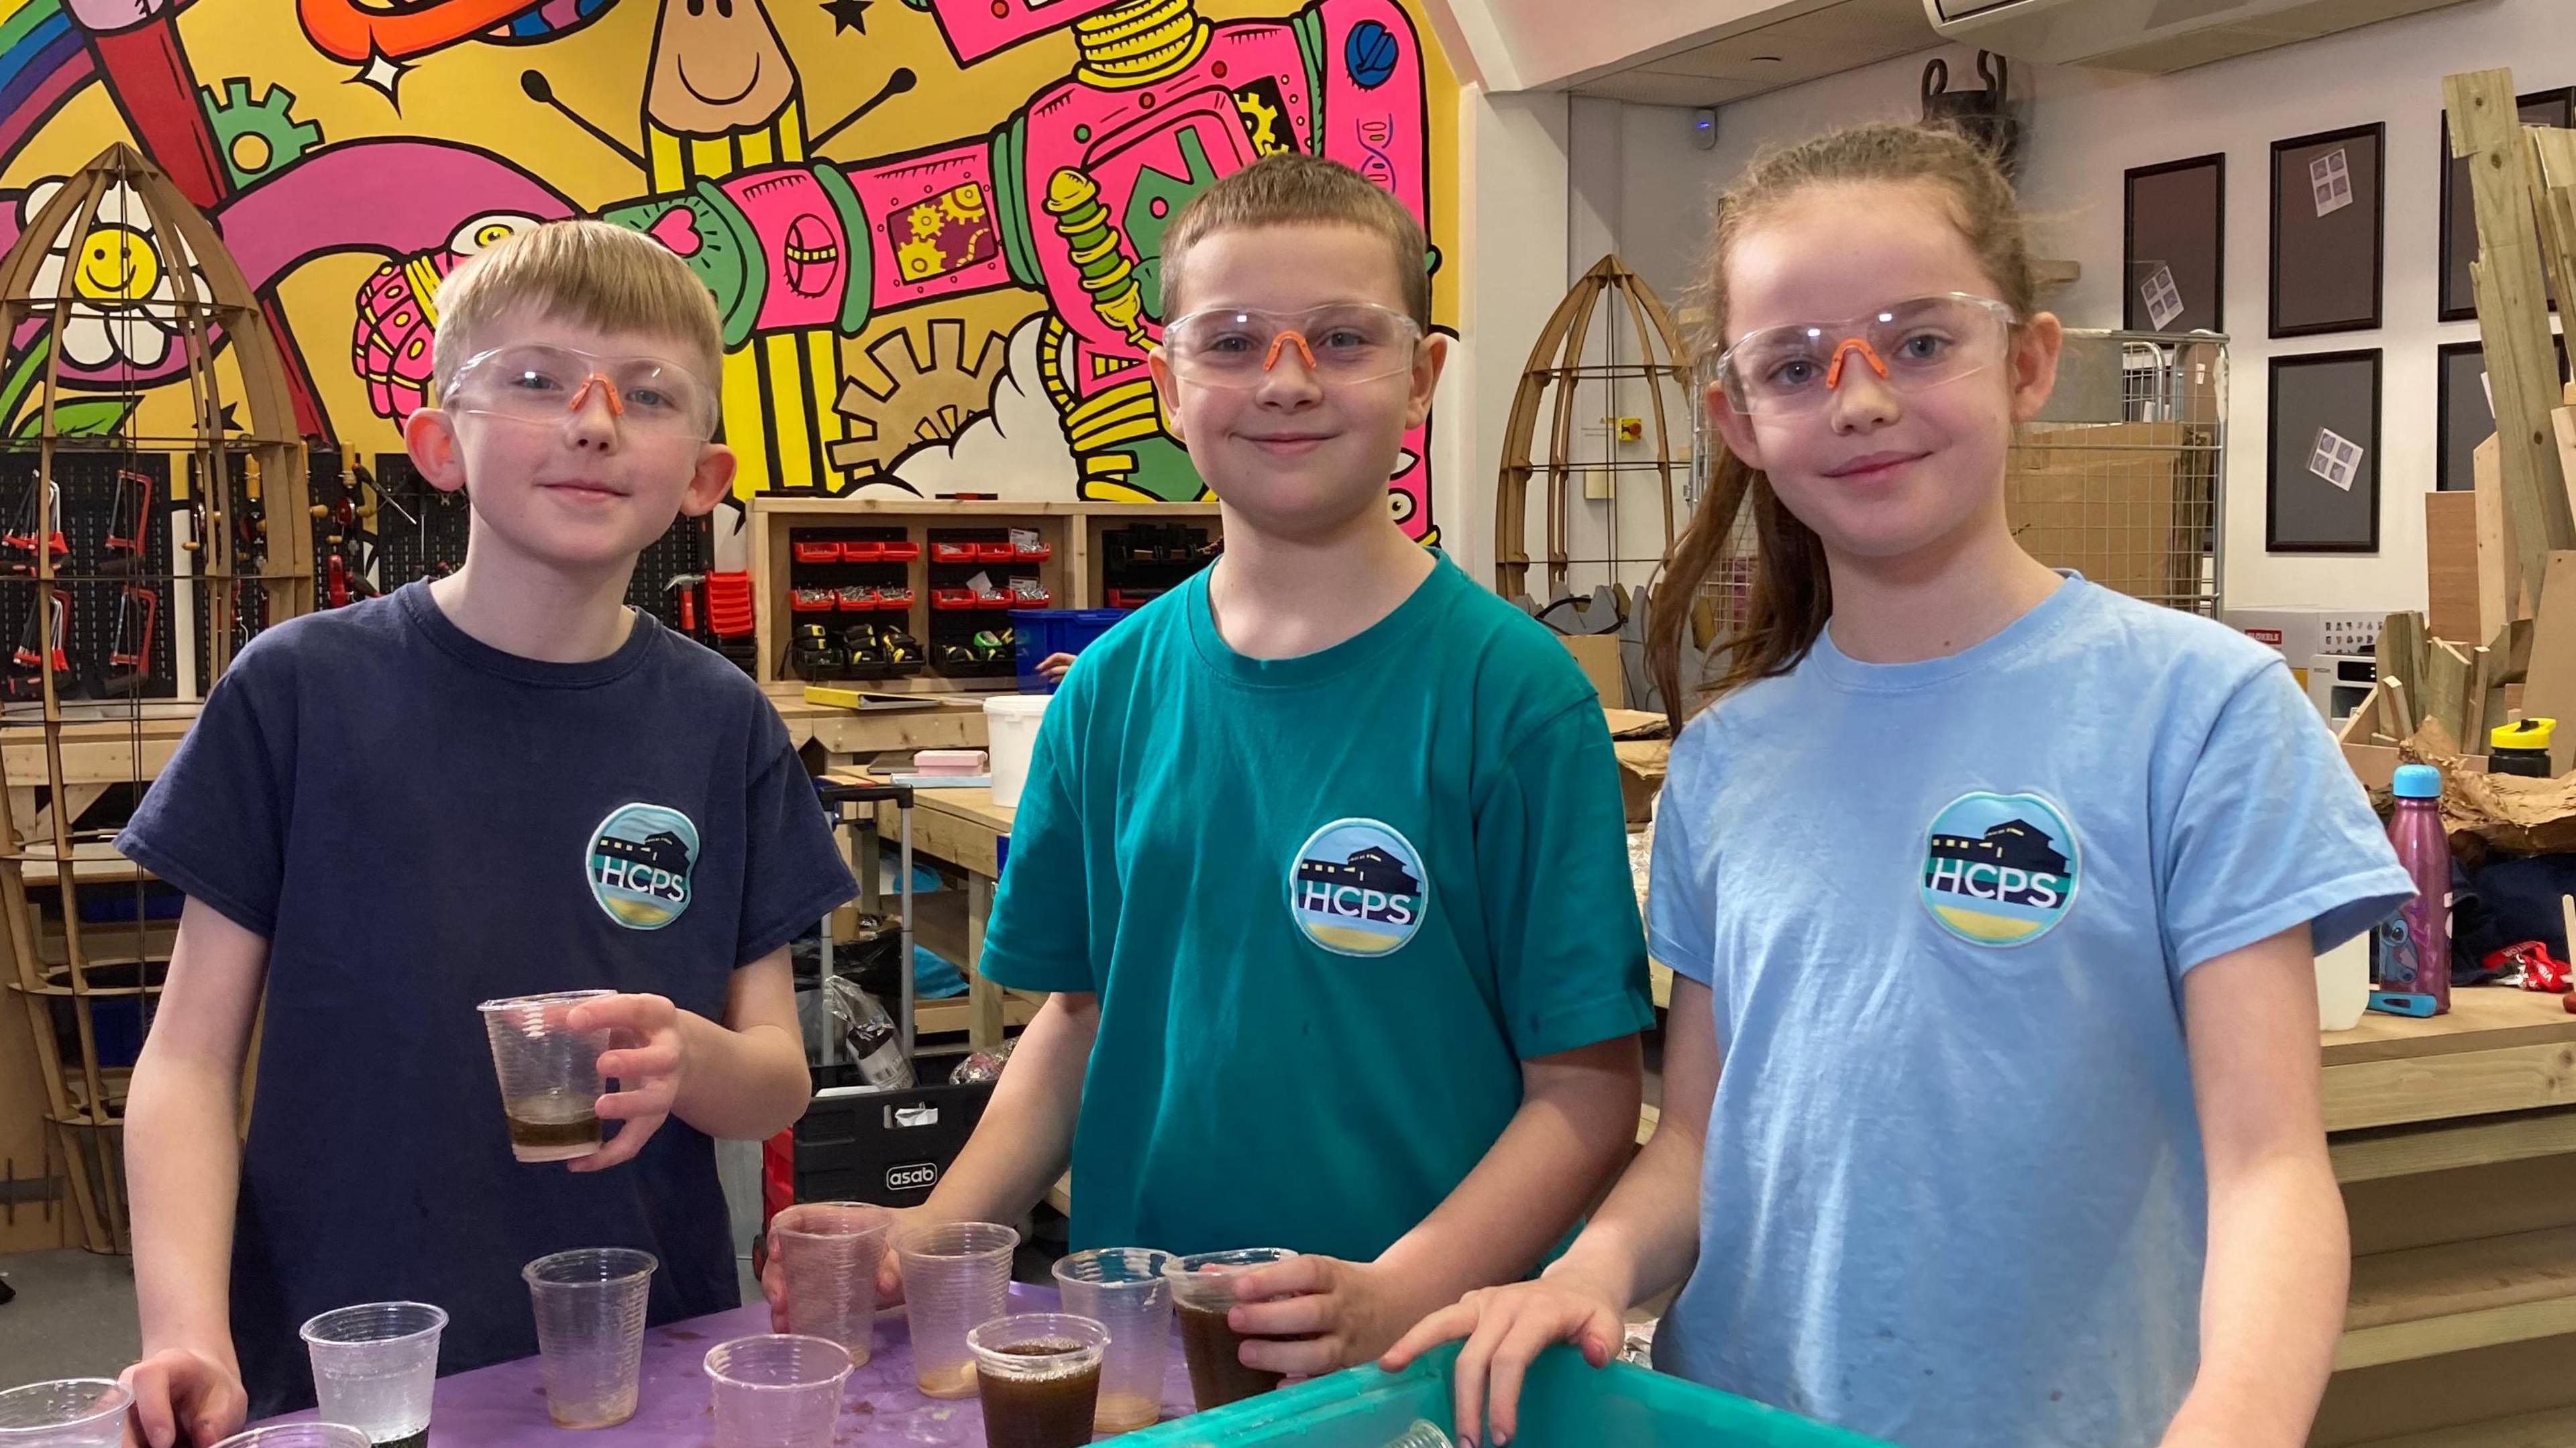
[1652,122,2039,728]
[1157,154,1430,328]
[432,219,725,388]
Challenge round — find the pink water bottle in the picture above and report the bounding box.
[2371,764,2452,1015]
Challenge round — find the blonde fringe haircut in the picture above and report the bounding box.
[1649,121,2039,732]
[431,219,727,391]
[1157,152,1432,329]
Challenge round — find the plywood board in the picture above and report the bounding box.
[2475,435,2524,626]
[2428,490,2485,642]
[2522,549,2576,773]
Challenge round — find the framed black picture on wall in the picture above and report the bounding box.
[2125,154,2224,333]
[2435,335,2572,492]
[2268,349,2381,553]
[2439,88,2573,322]
[2270,123,2385,339]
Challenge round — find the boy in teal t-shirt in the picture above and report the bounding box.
[873,156,1651,1376]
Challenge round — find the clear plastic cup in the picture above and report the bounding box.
[1381,1423,1456,1448]
[0,1378,129,1448]
[211,1427,375,1448]
[893,1220,1018,1399]
[1051,1247,1171,1434]
[477,989,613,1162]
[702,1334,851,1448]
[1165,1248,1297,1411]
[523,1247,659,1429]
[299,1300,447,1447]
[771,1203,892,1364]
[965,1313,1108,1448]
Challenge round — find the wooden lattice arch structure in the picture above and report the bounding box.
[1493,254,1695,600]
[0,142,311,1250]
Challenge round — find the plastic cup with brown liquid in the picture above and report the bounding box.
[1163,1248,1297,1412]
[476,990,612,1163]
[965,1313,1108,1448]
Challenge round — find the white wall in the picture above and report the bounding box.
[1435,86,1572,590]
[1678,0,2576,612]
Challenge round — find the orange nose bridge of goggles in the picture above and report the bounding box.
[1260,331,1320,374]
[1823,337,1890,390]
[567,374,627,419]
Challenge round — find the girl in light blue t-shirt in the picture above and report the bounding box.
[1388,121,2410,1448]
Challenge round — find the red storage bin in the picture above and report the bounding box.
[841,541,887,562]
[792,541,840,564]
[930,588,978,610]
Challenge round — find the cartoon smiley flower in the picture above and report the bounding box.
[21,176,212,372]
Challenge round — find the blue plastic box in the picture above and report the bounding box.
[1116,1342,1893,1447]
[1010,608,1128,693]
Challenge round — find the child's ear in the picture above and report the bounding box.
[1705,383,1764,472]
[404,408,469,494]
[1145,349,1187,445]
[676,444,738,518]
[2008,311,2063,425]
[1404,332,1448,430]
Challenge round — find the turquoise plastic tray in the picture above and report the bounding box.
[1114,1342,1895,1447]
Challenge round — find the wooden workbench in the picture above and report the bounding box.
[767,686,987,765]
[2310,989,2576,1447]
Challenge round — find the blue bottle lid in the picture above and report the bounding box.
[2392,763,2442,798]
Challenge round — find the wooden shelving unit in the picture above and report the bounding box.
[747,498,1221,689]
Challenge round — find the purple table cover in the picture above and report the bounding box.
[271,1283,1199,1445]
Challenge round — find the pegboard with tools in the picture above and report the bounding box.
[184,449,299,691]
[364,453,714,638]
[0,453,177,702]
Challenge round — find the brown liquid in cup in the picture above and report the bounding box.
[977,1341,1102,1448]
[1176,1300,1283,1410]
[505,1112,599,1152]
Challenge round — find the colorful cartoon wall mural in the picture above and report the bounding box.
[0,0,1456,542]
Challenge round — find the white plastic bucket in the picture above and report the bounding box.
[2316,931,2369,1032]
[984,695,1051,809]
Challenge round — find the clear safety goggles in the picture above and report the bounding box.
[445,344,722,439]
[1159,303,1424,389]
[1703,292,2018,417]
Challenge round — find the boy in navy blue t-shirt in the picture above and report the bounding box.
[113,220,855,1445]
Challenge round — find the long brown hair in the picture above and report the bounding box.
[1648,123,2040,731]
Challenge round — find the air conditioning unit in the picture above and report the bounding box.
[1922,0,2476,74]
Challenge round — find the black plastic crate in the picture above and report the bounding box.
[791,1074,995,1207]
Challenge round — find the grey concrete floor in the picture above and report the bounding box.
[0,1249,142,1383]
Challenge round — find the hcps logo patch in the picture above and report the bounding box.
[586,802,700,930]
[1288,818,1428,956]
[1919,791,2080,947]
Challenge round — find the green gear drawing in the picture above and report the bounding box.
[201,78,324,189]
